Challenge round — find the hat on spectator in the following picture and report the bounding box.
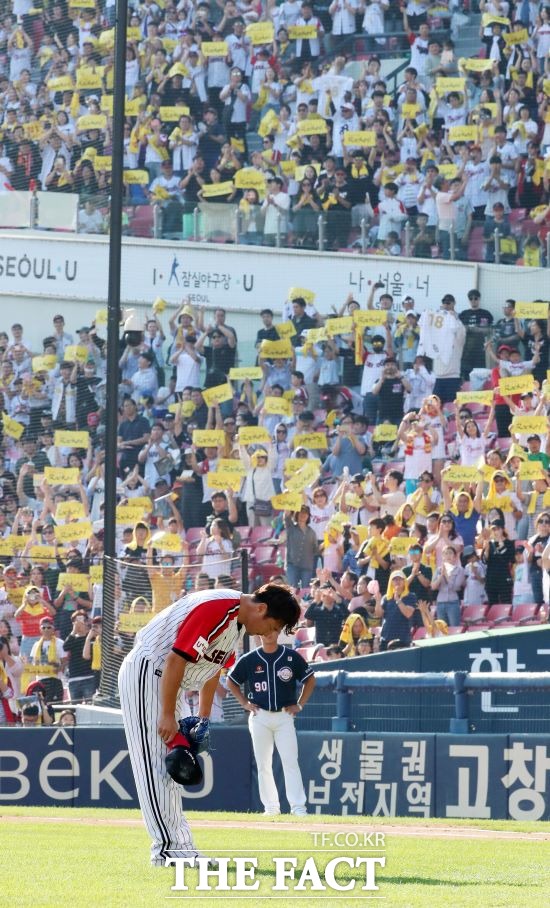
[3,564,17,574]
[497,344,514,353]
[39,616,54,626]
[340,102,354,111]
[76,326,91,333]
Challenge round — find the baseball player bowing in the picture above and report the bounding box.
[118,583,301,865]
[227,630,316,816]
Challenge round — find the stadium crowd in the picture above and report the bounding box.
[0,288,550,726]
[0,0,549,258]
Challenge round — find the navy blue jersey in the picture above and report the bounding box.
[228,645,314,711]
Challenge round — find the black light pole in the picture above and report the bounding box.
[100,0,128,702]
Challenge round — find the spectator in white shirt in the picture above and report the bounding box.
[329,0,359,37]
[262,176,290,243]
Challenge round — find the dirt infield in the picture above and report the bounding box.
[3,813,548,840]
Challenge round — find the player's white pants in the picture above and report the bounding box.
[249,708,307,813]
[118,650,196,865]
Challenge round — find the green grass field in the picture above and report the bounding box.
[4,807,549,908]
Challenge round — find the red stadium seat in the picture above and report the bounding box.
[294,627,316,645]
[461,604,488,624]
[249,526,275,546]
[486,604,512,624]
[313,647,330,661]
[296,644,321,662]
[512,603,540,624]
[463,623,491,632]
[413,628,427,641]
[252,545,276,564]
[446,626,465,635]
[185,528,203,547]
[236,526,251,543]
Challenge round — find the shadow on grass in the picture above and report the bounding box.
[253,867,526,889]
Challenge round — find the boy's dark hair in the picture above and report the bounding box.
[252,583,301,635]
[369,517,386,531]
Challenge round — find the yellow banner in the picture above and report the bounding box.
[297,119,328,136]
[234,168,267,190]
[499,374,535,396]
[127,26,141,41]
[344,492,363,509]
[150,531,183,552]
[280,160,296,176]
[229,367,263,381]
[77,114,107,131]
[202,383,233,407]
[94,308,108,326]
[271,492,304,511]
[342,130,376,148]
[119,612,152,632]
[519,461,545,480]
[503,28,528,44]
[285,461,321,491]
[201,41,229,57]
[124,496,152,510]
[206,471,242,492]
[76,70,103,90]
[481,13,510,26]
[192,430,225,447]
[64,345,88,364]
[514,301,549,319]
[47,76,75,91]
[23,121,45,141]
[448,125,478,143]
[390,536,419,555]
[238,427,272,445]
[436,77,466,95]
[401,103,421,119]
[57,572,90,592]
[123,170,150,185]
[55,501,86,521]
[101,96,114,115]
[437,163,459,180]
[89,565,103,583]
[264,397,292,416]
[293,433,328,450]
[54,521,93,542]
[372,424,398,442]
[455,390,494,405]
[159,105,190,121]
[45,467,80,485]
[326,317,354,337]
[115,505,148,525]
[353,310,387,328]
[32,355,57,373]
[288,287,316,304]
[275,321,297,340]
[27,545,57,561]
[284,458,321,474]
[2,413,25,440]
[461,57,494,72]
[511,415,548,434]
[288,25,317,39]
[201,181,235,198]
[0,538,16,555]
[217,459,247,474]
[54,430,90,448]
[259,339,294,359]
[125,98,146,116]
[306,327,328,343]
[246,21,274,44]
[444,465,481,483]
[168,62,189,78]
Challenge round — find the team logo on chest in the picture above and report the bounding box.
[255,665,264,673]
[277,667,293,682]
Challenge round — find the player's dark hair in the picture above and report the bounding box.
[252,583,301,635]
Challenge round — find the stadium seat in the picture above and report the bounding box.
[463,623,491,632]
[446,626,465,635]
[236,526,251,543]
[486,604,512,624]
[296,644,322,662]
[467,225,485,262]
[252,545,276,564]
[249,526,275,546]
[512,603,540,624]
[412,628,427,641]
[294,627,316,645]
[185,528,203,547]
[461,604,488,624]
[313,647,329,661]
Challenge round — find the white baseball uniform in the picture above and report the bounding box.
[118,589,243,865]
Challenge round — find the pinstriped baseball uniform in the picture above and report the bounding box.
[118,589,243,865]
